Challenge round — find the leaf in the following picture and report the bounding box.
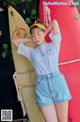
[26,0,32,2]
[31,9,37,16]
[3,1,7,6]
[25,17,31,24]
[3,44,8,49]
[5,49,8,54]
[7,0,16,5]
[7,0,20,5]
[2,52,6,58]
[76,14,80,20]
[23,9,26,14]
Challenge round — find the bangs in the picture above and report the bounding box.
[30,26,45,34]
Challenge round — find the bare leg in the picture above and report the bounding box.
[55,101,68,122]
[40,104,58,122]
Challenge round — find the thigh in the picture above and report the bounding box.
[40,105,58,122]
[55,101,68,122]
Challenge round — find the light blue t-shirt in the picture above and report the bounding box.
[17,32,61,75]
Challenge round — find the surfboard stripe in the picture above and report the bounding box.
[59,58,80,65]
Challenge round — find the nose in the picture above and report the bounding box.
[35,34,39,40]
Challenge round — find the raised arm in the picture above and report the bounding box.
[45,20,60,36]
[12,37,33,47]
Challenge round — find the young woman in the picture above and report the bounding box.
[12,19,72,122]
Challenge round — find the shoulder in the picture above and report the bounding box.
[49,31,62,42]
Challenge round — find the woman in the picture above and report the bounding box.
[12,19,72,122]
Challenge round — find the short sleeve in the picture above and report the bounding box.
[49,31,62,49]
[17,42,34,62]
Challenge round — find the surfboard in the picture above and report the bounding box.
[8,6,45,122]
[39,0,80,122]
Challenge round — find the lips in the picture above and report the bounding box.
[36,40,40,42]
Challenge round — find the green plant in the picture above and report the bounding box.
[22,0,38,24]
[1,44,8,58]
[3,0,21,6]
[1,0,38,59]
[76,14,80,20]
[3,0,38,24]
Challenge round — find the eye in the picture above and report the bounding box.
[38,31,42,35]
[32,34,35,37]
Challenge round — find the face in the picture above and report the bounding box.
[31,28,46,45]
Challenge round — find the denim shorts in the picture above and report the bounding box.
[36,70,72,106]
